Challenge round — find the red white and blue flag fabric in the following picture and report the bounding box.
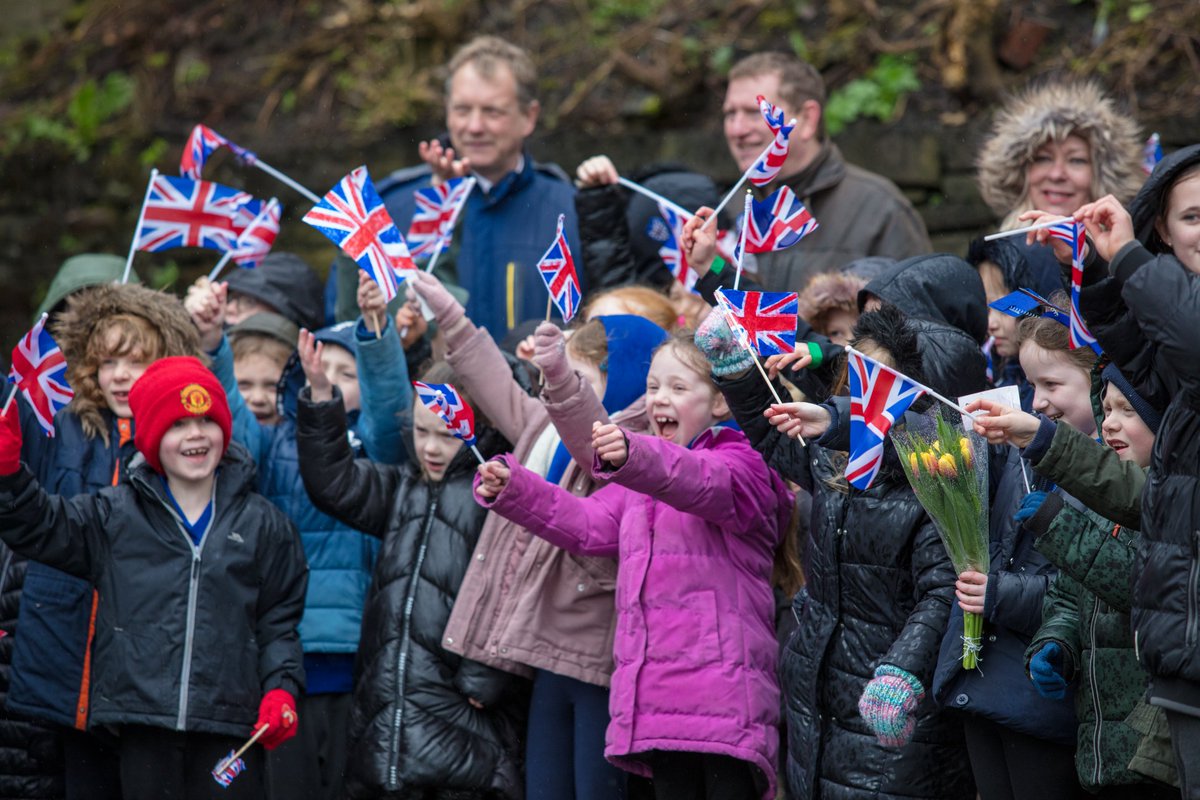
[413,381,477,447]
[211,751,247,788]
[1142,133,1163,176]
[8,313,73,437]
[749,95,794,187]
[303,166,416,303]
[714,288,799,356]
[136,175,261,254]
[846,349,926,490]
[1044,220,1102,355]
[645,203,698,290]
[406,177,473,259]
[734,186,819,261]
[537,214,581,323]
[180,124,256,180]
[229,198,281,269]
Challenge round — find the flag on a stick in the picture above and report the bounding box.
[229,198,282,269]
[1044,220,1102,355]
[136,175,261,254]
[407,177,473,259]
[846,348,927,490]
[303,166,415,303]
[714,289,799,357]
[536,214,581,323]
[646,203,698,290]
[180,124,257,180]
[413,381,477,447]
[8,313,73,436]
[749,95,794,187]
[733,186,819,262]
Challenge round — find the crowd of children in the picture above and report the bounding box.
[2,71,1200,800]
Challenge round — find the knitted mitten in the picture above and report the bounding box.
[857,664,925,747]
[694,307,753,377]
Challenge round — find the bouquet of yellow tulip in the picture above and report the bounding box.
[891,407,990,668]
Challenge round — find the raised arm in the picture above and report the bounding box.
[533,322,609,470]
[353,268,412,465]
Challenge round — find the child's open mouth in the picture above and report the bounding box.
[654,414,679,440]
[181,447,209,460]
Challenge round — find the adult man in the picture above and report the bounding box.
[720,53,931,291]
[378,36,579,341]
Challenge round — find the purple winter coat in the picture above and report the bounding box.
[476,426,793,799]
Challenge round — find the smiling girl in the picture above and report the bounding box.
[475,331,793,800]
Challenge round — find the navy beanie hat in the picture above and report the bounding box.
[1102,364,1163,434]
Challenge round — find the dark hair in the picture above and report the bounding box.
[831,302,923,396]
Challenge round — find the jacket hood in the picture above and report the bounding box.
[52,283,201,442]
[861,254,989,344]
[1130,143,1200,255]
[976,79,1143,218]
[35,254,138,321]
[839,256,896,283]
[913,318,990,400]
[966,236,1066,299]
[223,252,325,331]
[228,311,300,350]
[597,314,669,415]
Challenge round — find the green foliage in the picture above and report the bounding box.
[824,55,919,136]
[139,137,168,167]
[7,71,135,161]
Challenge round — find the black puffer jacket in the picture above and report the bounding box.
[0,540,64,800]
[1080,238,1200,712]
[296,388,526,800]
[576,164,718,292]
[0,444,307,736]
[861,254,990,346]
[716,372,972,800]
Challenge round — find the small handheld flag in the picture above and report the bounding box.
[733,186,819,262]
[1043,220,1102,355]
[7,313,73,436]
[180,124,257,180]
[136,175,262,254]
[230,198,282,269]
[713,289,799,357]
[749,95,794,187]
[646,203,698,290]
[407,177,474,260]
[304,166,416,303]
[413,381,484,463]
[211,751,247,788]
[536,214,581,324]
[1143,132,1163,175]
[846,349,927,490]
[712,290,792,428]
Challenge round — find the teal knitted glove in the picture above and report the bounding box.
[857,664,925,747]
[694,307,754,377]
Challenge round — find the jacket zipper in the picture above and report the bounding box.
[1089,598,1103,786]
[387,490,439,789]
[1188,530,1200,649]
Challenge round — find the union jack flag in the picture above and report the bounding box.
[7,313,73,437]
[229,198,282,269]
[136,175,260,254]
[413,381,476,447]
[1142,132,1163,176]
[1044,220,1103,355]
[211,750,246,788]
[846,348,926,490]
[749,95,794,187]
[537,214,581,323]
[303,166,416,303]
[406,177,473,259]
[714,288,799,356]
[180,124,257,180]
[646,203,698,290]
[734,186,819,260]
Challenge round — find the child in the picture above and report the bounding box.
[0,356,307,800]
[411,270,667,800]
[10,282,200,800]
[475,331,793,800]
[294,341,525,799]
[795,271,865,346]
[228,312,299,426]
[936,310,1092,800]
[186,270,409,800]
[967,366,1177,798]
[701,304,974,800]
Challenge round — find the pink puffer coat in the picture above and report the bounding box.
[477,426,793,799]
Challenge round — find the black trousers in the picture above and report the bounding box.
[650,751,759,800]
[962,715,1084,800]
[62,727,122,800]
[1167,708,1200,800]
[265,692,351,800]
[119,725,264,800]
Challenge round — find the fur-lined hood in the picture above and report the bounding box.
[796,272,864,327]
[976,79,1143,223]
[52,283,201,442]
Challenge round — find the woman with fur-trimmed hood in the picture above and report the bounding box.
[977,79,1143,230]
[10,281,200,800]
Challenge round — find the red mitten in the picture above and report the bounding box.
[0,400,22,476]
[254,689,298,750]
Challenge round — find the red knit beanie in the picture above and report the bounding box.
[128,356,232,474]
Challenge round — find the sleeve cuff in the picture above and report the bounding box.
[1026,491,1065,538]
[805,341,823,369]
[1110,240,1155,286]
[1021,416,1058,464]
[815,402,840,447]
[709,255,727,275]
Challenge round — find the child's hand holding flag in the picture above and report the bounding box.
[681,207,719,276]
[476,460,511,500]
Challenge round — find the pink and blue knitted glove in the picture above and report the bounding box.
[694,307,753,377]
[857,664,925,747]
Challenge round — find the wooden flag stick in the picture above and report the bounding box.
[370,311,382,340]
[545,293,553,323]
[214,724,270,776]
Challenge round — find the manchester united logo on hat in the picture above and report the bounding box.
[180,383,213,415]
